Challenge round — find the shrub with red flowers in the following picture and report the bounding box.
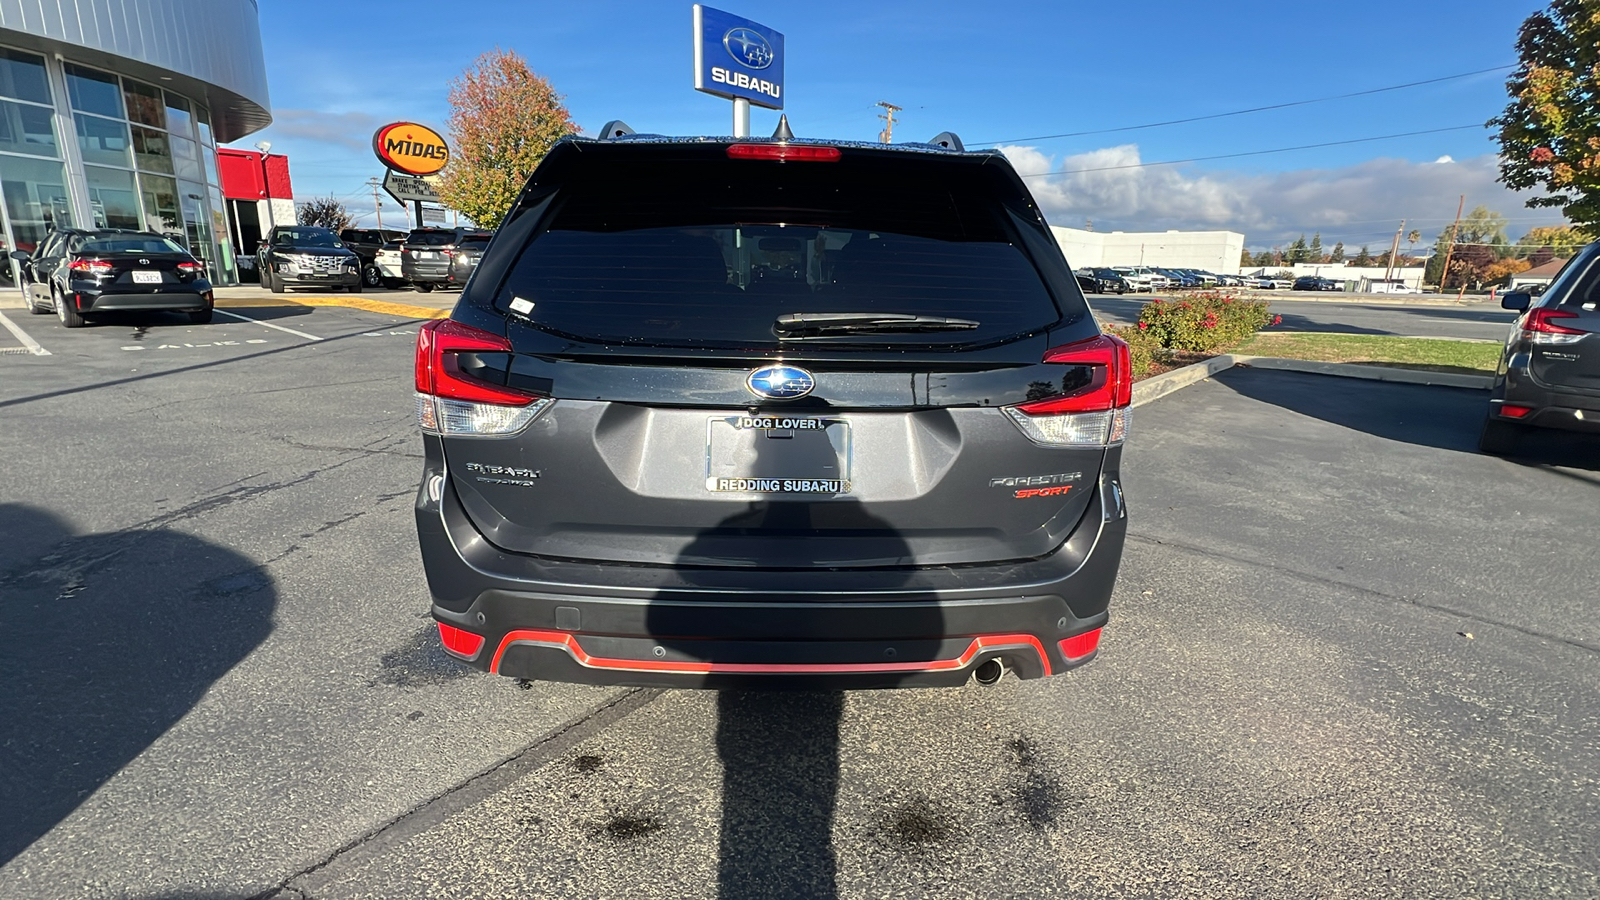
[1134,291,1273,353]
[1105,291,1274,379]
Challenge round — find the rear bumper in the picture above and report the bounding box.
[1497,369,1600,434]
[415,448,1127,690]
[78,287,210,312]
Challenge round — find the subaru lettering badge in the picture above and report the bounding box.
[723,27,774,70]
[746,364,815,400]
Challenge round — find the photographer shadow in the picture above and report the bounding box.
[0,503,275,865]
[648,416,940,899]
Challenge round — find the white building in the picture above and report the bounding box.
[1050,226,1245,274]
[1243,262,1428,291]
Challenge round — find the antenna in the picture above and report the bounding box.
[876,101,902,144]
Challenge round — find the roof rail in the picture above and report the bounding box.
[928,131,965,152]
[597,120,635,140]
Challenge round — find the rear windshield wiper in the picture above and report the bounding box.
[774,312,980,337]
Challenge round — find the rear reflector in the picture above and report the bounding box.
[727,143,841,162]
[1059,628,1102,660]
[414,319,551,436]
[437,622,485,658]
[1499,404,1533,419]
[1004,334,1132,446]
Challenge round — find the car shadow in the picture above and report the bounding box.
[0,503,276,866]
[1215,367,1600,474]
[646,415,937,900]
[1262,313,1390,334]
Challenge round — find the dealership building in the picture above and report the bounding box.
[0,0,270,287]
[1050,226,1246,275]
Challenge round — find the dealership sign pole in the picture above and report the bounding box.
[372,122,450,228]
[692,5,784,138]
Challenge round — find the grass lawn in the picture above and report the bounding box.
[1234,333,1501,377]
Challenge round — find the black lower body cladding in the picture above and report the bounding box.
[415,438,1127,690]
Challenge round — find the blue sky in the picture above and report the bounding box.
[242,0,1562,250]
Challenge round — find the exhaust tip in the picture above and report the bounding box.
[973,658,1006,686]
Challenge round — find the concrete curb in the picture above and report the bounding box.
[1131,354,1493,408]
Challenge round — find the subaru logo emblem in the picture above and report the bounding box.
[723,27,774,70]
[746,364,814,400]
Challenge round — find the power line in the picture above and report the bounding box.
[976,65,1513,146]
[1016,124,1485,179]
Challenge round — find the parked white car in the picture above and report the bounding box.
[1366,279,1423,294]
[1112,265,1169,292]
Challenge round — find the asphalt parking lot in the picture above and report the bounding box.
[1,304,1597,898]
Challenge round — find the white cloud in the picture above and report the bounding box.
[1434,155,1455,164]
[1001,144,1565,248]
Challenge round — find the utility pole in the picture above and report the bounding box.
[876,101,902,144]
[366,177,384,231]
[1437,195,1465,293]
[1384,219,1404,283]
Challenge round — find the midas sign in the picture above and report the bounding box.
[373,122,450,176]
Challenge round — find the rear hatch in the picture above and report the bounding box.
[71,235,202,291]
[1528,251,1600,397]
[418,140,1127,569]
[403,231,455,279]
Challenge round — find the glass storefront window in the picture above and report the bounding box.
[202,144,220,185]
[0,48,50,105]
[131,125,173,174]
[2,155,72,253]
[123,79,164,129]
[74,113,132,167]
[170,135,202,181]
[165,92,194,141]
[64,63,123,119]
[196,105,213,147]
[179,179,213,272]
[85,165,141,230]
[208,185,235,283]
[0,99,58,157]
[138,172,180,239]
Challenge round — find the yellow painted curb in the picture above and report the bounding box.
[215,296,451,319]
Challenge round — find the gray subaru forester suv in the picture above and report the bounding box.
[412,129,1130,689]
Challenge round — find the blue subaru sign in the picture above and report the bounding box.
[693,5,784,110]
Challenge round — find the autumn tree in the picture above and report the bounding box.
[296,197,352,232]
[1492,1,1600,226]
[436,48,576,229]
[1514,224,1591,257]
[1426,206,1510,284]
[1484,257,1533,284]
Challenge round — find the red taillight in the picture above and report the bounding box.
[1016,334,1133,415]
[726,143,842,162]
[1524,309,1583,335]
[1059,628,1102,660]
[437,622,485,658]
[414,318,538,406]
[177,261,202,274]
[1499,404,1534,419]
[68,259,113,276]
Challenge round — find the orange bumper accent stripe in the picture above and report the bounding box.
[489,630,1052,678]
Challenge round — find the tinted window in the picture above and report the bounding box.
[494,156,1063,347]
[275,228,342,248]
[0,48,51,105]
[81,235,188,254]
[458,239,490,251]
[407,231,454,246]
[63,64,122,118]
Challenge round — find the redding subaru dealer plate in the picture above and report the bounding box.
[705,415,852,493]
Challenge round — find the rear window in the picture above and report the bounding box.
[458,239,490,251]
[80,236,186,254]
[492,155,1066,347]
[408,231,455,247]
[275,228,341,248]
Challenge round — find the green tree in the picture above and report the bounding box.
[1240,248,1253,267]
[296,196,352,232]
[1353,245,1373,266]
[1287,234,1309,264]
[436,48,576,229]
[1329,241,1345,263]
[1491,1,1600,226]
[1252,250,1274,267]
[1308,233,1324,263]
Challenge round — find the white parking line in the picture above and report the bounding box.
[0,309,50,356]
[214,308,323,342]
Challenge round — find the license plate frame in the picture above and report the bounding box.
[131,270,162,284]
[704,415,852,494]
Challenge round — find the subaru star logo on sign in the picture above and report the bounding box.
[746,364,815,400]
[693,5,784,110]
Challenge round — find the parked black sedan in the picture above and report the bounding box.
[1481,246,1599,453]
[1077,267,1130,294]
[1292,276,1342,292]
[12,228,213,328]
